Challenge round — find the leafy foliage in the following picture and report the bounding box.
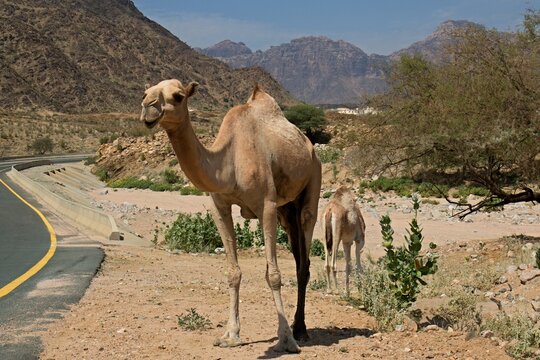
[310,238,325,259]
[381,195,438,310]
[165,212,222,253]
[315,146,342,164]
[354,11,540,212]
[356,263,403,331]
[435,291,481,331]
[177,308,212,331]
[536,247,540,269]
[284,103,327,142]
[484,312,540,359]
[30,136,54,154]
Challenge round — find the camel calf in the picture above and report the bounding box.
[322,186,366,294]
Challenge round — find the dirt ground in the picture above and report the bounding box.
[37,172,540,359]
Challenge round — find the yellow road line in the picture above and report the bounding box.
[0,178,57,298]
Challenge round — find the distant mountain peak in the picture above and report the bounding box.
[199,40,252,58]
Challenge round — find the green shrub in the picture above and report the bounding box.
[368,176,415,197]
[108,176,153,189]
[322,191,332,199]
[234,219,261,249]
[177,308,212,331]
[356,263,403,331]
[380,195,438,310]
[169,158,179,166]
[484,312,540,359]
[160,168,182,184]
[309,268,328,291]
[536,248,540,269]
[310,238,325,259]
[84,156,97,165]
[30,136,54,154]
[316,146,342,164]
[451,185,491,199]
[435,291,481,331]
[416,182,448,198]
[180,186,203,195]
[165,212,222,253]
[94,166,110,182]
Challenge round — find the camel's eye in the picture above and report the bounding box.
[142,93,147,100]
[173,92,184,102]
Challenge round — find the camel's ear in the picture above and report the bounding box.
[185,81,199,98]
[145,83,151,90]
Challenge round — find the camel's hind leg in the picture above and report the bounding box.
[293,176,320,341]
[343,241,353,296]
[260,200,300,353]
[210,195,242,348]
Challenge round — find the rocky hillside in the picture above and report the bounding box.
[0,0,295,113]
[199,20,482,104]
[389,20,482,63]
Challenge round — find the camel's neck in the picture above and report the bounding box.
[165,117,231,193]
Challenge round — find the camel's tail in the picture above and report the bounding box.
[324,210,333,253]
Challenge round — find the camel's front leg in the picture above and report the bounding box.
[210,196,242,348]
[261,200,300,353]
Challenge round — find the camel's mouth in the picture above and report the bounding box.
[144,116,162,129]
[141,104,163,129]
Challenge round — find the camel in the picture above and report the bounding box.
[322,186,366,295]
[140,79,321,353]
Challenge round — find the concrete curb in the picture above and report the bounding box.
[8,163,121,241]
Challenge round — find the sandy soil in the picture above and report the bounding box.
[38,181,540,359]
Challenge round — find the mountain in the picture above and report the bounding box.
[197,40,253,58]
[390,20,482,63]
[199,20,480,104]
[0,0,295,113]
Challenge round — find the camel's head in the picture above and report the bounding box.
[140,79,198,130]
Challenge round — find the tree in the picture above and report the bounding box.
[284,103,327,143]
[354,10,540,216]
[30,137,54,154]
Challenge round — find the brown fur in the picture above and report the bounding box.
[141,80,321,353]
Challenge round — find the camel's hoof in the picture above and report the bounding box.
[213,336,243,348]
[274,336,301,353]
[292,327,309,342]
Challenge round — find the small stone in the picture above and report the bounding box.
[424,324,439,331]
[507,250,515,258]
[524,242,534,250]
[447,326,454,332]
[214,247,225,254]
[496,275,508,284]
[532,301,540,312]
[403,347,412,353]
[370,332,382,338]
[481,330,494,338]
[485,291,495,298]
[519,264,528,271]
[116,328,127,334]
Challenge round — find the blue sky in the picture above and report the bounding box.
[133,0,533,55]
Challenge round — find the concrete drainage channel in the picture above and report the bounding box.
[7,160,123,241]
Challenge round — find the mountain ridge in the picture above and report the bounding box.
[199,20,481,104]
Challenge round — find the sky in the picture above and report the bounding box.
[133,0,534,55]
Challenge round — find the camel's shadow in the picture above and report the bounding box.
[256,326,375,359]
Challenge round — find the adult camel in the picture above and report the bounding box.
[140,79,321,353]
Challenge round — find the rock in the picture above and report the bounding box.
[116,328,127,333]
[507,250,515,258]
[424,324,439,331]
[403,347,411,353]
[519,264,528,270]
[447,326,454,332]
[481,330,494,338]
[520,269,540,284]
[524,242,534,250]
[485,291,495,298]
[506,265,518,273]
[214,247,225,255]
[532,301,540,312]
[496,275,508,284]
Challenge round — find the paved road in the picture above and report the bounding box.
[0,154,104,359]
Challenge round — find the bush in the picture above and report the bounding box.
[108,176,153,189]
[284,103,327,143]
[234,219,262,249]
[435,291,481,331]
[177,308,212,331]
[94,166,110,182]
[310,238,325,259]
[536,248,540,269]
[356,263,403,331]
[165,212,222,253]
[180,186,203,195]
[451,185,491,199]
[30,136,54,154]
[322,191,332,199]
[160,168,182,184]
[369,176,415,197]
[484,312,540,359]
[380,195,438,310]
[316,146,342,164]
